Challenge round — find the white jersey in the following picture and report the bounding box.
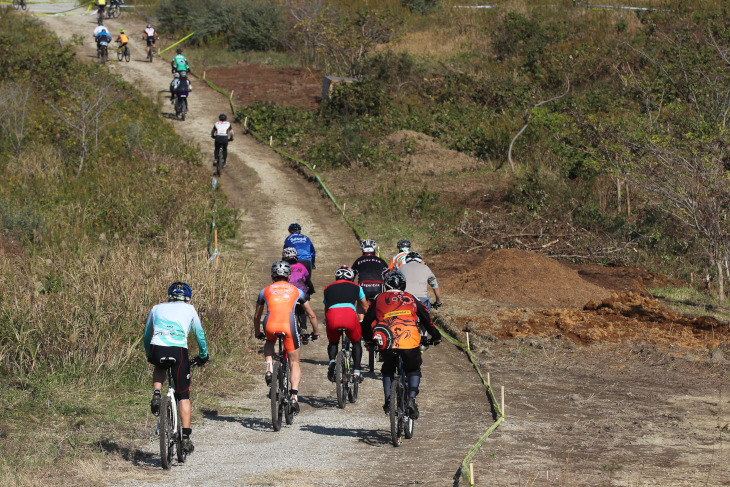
[144,27,155,38]
[214,121,232,137]
[93,26,109,37]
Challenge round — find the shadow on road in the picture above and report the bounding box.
[98,438,159,468]
[202,412,272,432]
[300,357,330,367]
[297,395,337,409]
[300,424,390,446]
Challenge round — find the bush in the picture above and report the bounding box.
[402,0,440,15]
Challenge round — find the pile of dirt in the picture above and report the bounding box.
[381,130,480,174]
[446,248,612,309]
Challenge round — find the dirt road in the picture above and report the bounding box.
[38,6,493,486]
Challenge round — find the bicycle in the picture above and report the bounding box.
[146,42,155,62]
[12,0,28,11]
[385,338,433,447]
[174,93,188,121]
[334,328,359,409]
[106,2,120,18]
[116,44,130,62]
[96,7,104,26]
[97,44,109,65]
[155,355,203,469]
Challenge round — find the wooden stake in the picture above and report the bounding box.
[213,228,219,269]
[469,463,474,486]
[466,332,470,350]
[203,71,206,79]
[501,385,505,415]
[487,372,490,387]
[230,90,234,100]
[244,116,248,129]
[269,136,273,146]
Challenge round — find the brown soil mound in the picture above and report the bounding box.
[450,248,612,309]
[382,130,479,174]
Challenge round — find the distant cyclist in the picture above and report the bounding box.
[283,222,316,273]
[361,271,441,419]
[142,24,156,59]
[93,26,112,55]
[351,239,388,319]
[115,28,129,51]
[254,261,319,413]
[389,239,422,271]
[94,0,106,23]
[171,47,190,74]
[211,113,234,169]
[282,246,314,332]
[92,24,109,38]
[170,71,192,103]
[399,251,442,311]
[144,282,209,454]
[323,265,369,383]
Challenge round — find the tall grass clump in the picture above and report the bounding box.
[0,13,251,484]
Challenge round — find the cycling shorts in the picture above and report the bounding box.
[146,37,155,46]
[264,316,301,352]
[150,345,191,400]
[381,347,422,378]
[359,281,383,300]
[325,307,362,343]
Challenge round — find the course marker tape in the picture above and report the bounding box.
[159,31,194,54]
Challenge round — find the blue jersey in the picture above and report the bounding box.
[284,233,316,264]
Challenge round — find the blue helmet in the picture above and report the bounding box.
[288,222,302,233]
[168,282,192,302]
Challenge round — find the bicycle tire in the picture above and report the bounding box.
[117,48,123,62]
[270,361,282,431]
[21,1,27,10]
[181,99,187,121]
[12,0,19,10]
[283,362,293,425]
[113,5,120,18]
[124,47,130,62]
[335,351,346,409]
[159,396,174,469]
[175,407,186,463]
[348,356,358,403]
[368,347,375,373]
[389,379,402,446]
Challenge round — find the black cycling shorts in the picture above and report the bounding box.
[360,281,383,300]
[150,345,191,400]
[381,347,422,378]
[146,37,155,46]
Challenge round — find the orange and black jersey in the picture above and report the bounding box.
[361,290,440,349]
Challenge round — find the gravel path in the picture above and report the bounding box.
[36,7,494,486]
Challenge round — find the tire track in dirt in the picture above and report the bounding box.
[39,8,493,486]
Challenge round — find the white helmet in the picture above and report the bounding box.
[360,239,377,254]
[335,265,355,281]
[271,261,291,278]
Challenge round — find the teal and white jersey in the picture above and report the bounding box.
[143,301,208,358]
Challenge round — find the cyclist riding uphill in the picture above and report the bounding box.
[323,265,369,383]
[115,28,129,48]
[93,25,112,50]
[351,239,388,319]
[170,71,192,103]
[93,24,109,38]
[399,251,442,311]
[143,282,209,454]
[389,239,423,271]
[361,271,441,420]
[142,24,156,58]
[254,261,319,414]
[282,246,315,332]
[211,113,234,169]
[171,48,190,74]
[283,222,316,273]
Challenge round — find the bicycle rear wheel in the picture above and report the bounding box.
[270,361,282,431]
[283,363,294,425]
[117,48,123,62]
[175,407,186,463]
[335,351,346,409]
[124,47,130,62]
[112,5,120,17]
[181,99,187,121]
[389,380,402,447]
[21,1,27,10]
[348,356,358,403]
[159,396,174,469]
[12,0,19,10]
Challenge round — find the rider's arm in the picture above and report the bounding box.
[190,310,208,358]
[301,300,319,335]
[426,269,442,304]
[361,304,376,341]
[415,300,441,340]
[253,302,265,336]
[227,126,234,141]
[304,271,315,295]
[357,286,369,313]
[143,309,155,358]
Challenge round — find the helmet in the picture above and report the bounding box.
[405,251,423,264]
[147,24,152,28]
[372,325,394,351]
[271,260,291,278]
[219,113,227,121]
[179,71,187,78]
[335,265,355,281]
[288,223,301,233]
[168,282,192,302]
[177,48,183,54]
[282,247,298,261]
[383,271,407,291]
[360,239,377,254]
[397,239,411,251]
[120,29,125,33]
[173,72,180,79]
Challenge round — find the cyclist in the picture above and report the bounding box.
[361,271,441,420]
[93,27,112,57]
[92,24,109,38]
[351,239,388,319]
[282,247,314,332]
[171,47,190,74]
[389,239,419,271]
[399,251,442,311]
[142,24,156,59]
[170,71,192,104]
[144,282,209,454]
[283,223,316,273]
[323,265,369,383]
[115,28,129,53]
[95,0,106,23]
[211,113,234,169]
[254,261,319,414]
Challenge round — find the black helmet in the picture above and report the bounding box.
[176,48,183,54]
[288,223,302,233]
[383,271,406,291]
[397,239,411,251]
[405,251,423,264]
[168,282,192,302]
[219,113,227,121]
[271,261,291,279]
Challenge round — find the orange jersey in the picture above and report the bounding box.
[257,281,305,351]
[117,33,128,44]
[370,290,422,349]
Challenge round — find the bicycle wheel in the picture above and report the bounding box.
[335,351,346,409]
[117,48,123,62]
[368,347,375,373]
[389,380,402,447]
[270,361,282,431]
[403,379,414,439]
[124,47,130,62]
[12,0,19,10]
[283,363,293,425]
[175,407,186,463]
[21,1,27,10]
[147,48,153,62]
[112,5,120,18]
[159,396,174,469]
[180,99,187,121]
[348,356,358,403]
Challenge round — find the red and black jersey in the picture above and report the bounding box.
[323,280,364,311]
[361,290,440,349]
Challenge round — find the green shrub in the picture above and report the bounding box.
[402,0,440,15]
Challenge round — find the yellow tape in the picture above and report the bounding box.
[159,31,195,54]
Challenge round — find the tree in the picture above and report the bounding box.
[0,82,32,156]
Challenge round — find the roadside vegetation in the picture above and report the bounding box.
[153,0,730,307]
[0,14,251,485]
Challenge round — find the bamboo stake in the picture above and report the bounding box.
[469,463,474,486]
[487,372,490,387]
[501,386,505,415]
[213,228,219,269]
[466,332,470,351]
[269,136,273,146]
